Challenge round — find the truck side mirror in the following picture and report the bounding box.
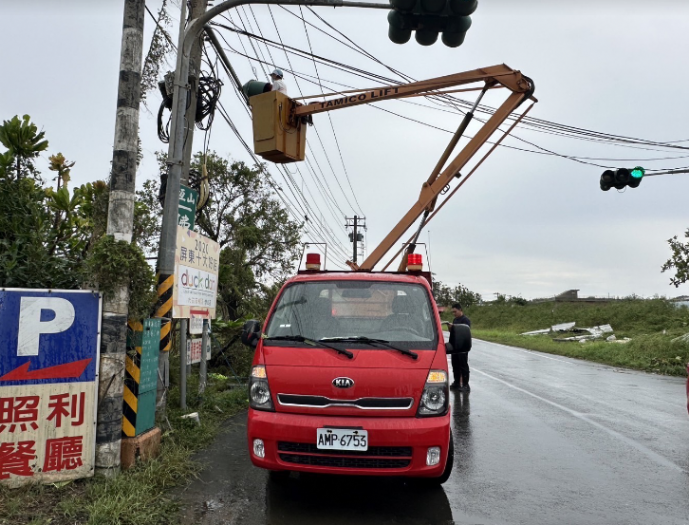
[448,324,472,353]
[241,319,261,348]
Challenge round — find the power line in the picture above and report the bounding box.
[298,6,365,216]
[217,16,359,222]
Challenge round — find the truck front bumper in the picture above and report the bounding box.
[247,408,451,477]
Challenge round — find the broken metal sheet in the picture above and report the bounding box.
[553,334,598,342]
[520,328,551,336]
[551,322,576,332]
[671,333,689,344]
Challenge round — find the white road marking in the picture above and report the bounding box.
[473,367,686,473]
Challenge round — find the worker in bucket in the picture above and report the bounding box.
[269,68,287,95]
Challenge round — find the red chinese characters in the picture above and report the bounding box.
[0,396,39,433]
[43,436,83,472]
[0,441,36,479]
[47,392,85,428]
[0,390,88,480]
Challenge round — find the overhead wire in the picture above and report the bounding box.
[298,6,365,217]
[214,100,351,266]
[212,21,352,228]
[218,15,357,224]
[201,32,352,266]
[280,7,689,160]
[216,18,689,170]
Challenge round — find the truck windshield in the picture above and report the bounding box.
[264,281,438,350]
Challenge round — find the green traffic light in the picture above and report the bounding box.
[631,166,645,179]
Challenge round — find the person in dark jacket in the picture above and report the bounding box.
[448,303,471,391]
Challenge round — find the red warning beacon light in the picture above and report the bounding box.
[407,253,423,271]
[305,253,321,271]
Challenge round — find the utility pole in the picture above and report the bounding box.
[346,216,366,264]
[96,0,145,476]
[181,0,209,186]
[177,0,208,412]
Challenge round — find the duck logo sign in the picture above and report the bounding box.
[0,289,101,487]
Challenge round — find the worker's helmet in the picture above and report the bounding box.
[270,68,284,79]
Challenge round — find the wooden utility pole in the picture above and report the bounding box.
[96,0,145,476]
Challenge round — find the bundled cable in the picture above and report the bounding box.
[195,75,223,130]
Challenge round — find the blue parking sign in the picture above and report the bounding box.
[0,289,101,386]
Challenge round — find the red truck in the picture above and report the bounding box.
[241,253,471,483]
[240,65,534,482]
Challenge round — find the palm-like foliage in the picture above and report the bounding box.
[0,115,49,179]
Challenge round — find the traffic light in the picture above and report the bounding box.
[388,0,477,48]
[599,166,645,191]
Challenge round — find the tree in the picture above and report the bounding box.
[0,117,156,317]
[0,115,48,180]
[662,228,689,288]
[145,151,303,319]
[432,278,482,307]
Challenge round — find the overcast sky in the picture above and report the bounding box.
[3,0,689,300]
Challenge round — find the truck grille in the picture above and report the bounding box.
[279,454,410,469]
[278,442,412,457]
[277,394,414,410]
[277,442,412,470]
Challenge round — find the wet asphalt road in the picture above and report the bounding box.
[176,339,689,525]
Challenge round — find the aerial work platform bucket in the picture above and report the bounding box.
[247,89,307,163]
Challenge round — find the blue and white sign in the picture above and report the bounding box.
[0,289,101,487]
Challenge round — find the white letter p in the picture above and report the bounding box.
[17,297,76,356]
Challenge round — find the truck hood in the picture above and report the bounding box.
[262,344,435,417]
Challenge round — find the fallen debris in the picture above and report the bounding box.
[521,328,551,336]
[551,322,576,332]
[671,333,689,344]
[522,322,621,343]
[181,412,201,425]
[521,322,577,336]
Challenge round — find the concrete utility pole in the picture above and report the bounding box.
[182,0,210,186]
[96,0,145,476]
[179,0,208,411]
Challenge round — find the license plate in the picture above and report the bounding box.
[317,428,368,451]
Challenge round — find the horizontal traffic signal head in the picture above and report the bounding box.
[388,0,477,48]
[600,167,645,191]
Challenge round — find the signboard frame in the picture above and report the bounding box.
[0,288,102,487]
[173,226,220,319]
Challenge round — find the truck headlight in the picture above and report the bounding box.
[249,365,275,411]
[417,370,448,417]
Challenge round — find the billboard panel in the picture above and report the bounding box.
[0,289,101,487]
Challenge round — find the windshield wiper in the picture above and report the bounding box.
[320,337,418,360]
[264,335,353,359]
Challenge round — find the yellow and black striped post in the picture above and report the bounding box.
[123,320,143,437]
[155,272,174,351]
[154,272,174,415]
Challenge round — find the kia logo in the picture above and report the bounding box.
[332,377,354,389]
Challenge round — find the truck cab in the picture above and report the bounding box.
[243,253,468,483]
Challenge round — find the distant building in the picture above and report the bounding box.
[670,295,689,309]
[531,289,610,304]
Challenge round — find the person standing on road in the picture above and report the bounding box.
[269,68,287,95]
[447,303,471,391]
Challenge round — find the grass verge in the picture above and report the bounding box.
[441,299,689,376]
[473,329,689,376]
[0,373,249,525]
